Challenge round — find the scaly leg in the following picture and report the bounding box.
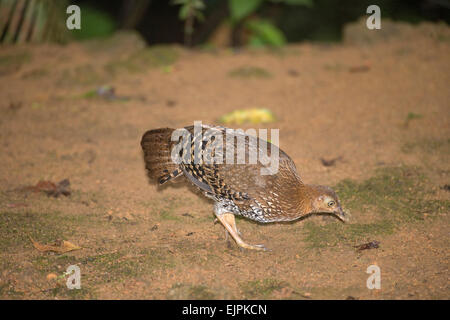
[215,212,268,251]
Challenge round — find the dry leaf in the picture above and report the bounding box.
[46,273,58,281]
[29,236,81,253]
[19,179,71,197]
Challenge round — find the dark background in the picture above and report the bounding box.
[71,0,450,45]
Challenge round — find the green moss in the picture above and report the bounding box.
[228,66,272,78]
[84,252,140,279]
[304,166,449,248]
[0,282,25,298]
[82,248,174,284]
[402,138,450,154]
[21,68,50,79]
[105,46,179,75]
[146,196,184,221]
[44,285,96,300]
[403,112,423,128]
[32,254,78,274]
[167,283,216,300]
[59,64,104,86]
[160,209,181,221]
[304,220,395,248]
[334,166,437,221]
[240,278,287,299]
[0,211,66,252]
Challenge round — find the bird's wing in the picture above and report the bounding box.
[179,125,303,210]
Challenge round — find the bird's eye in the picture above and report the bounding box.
[327,201,335,207]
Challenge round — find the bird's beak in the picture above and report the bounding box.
[336,207,350,223]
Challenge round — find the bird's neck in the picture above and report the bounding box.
[295,184,316,215]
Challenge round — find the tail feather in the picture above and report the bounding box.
[141,128,181,184]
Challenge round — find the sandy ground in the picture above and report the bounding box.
[0,22,449,299]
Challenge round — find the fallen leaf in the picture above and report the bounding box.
[29,236,81,253]
[320,156,342,167]
[354,240,380,252]
[46,273,58,281]
[19,179,71,197]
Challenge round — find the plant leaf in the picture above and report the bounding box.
[246,19,286,47]
[229,0,263,22]
[179,4,189,20]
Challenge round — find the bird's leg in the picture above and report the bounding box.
[214,218,230,243]
[215,212,268,251]
[214,217,241,240]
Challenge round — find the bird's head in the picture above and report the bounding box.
[307,185,349,222]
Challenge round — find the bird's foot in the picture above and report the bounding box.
[237,242,270,252]
[215,212,269,252]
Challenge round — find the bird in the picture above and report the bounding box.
[141,124,348,251]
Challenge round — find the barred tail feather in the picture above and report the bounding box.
[141,128,181,184]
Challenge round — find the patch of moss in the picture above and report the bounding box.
[240,278,287,299]
[84,252,141,279]
[21,68,50,79]
[304,220,395,248]
[402,138,450,155]
[82,248,174,284]
[167,283,216,300]
[403,112,423,128]
[0,281,25,298]
[160,209,181,221]
[0,211,66,252]
[147,196,184,221]
[335,166,440,221]
[44,285,96,300]
[105,46,178,75]
[59,64,104,86]
[32,254,78,274]
[228,66,272,78]
[304,166,449,248]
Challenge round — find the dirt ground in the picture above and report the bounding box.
[0,21,449,300]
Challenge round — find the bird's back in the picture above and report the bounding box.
[141,124,305,222]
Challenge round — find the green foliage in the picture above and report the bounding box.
[229,0,312,47]
[172,0,205,45]
[229,0,313,23]
[229,0,264,23]
[246,19,286,47]
[174,0,205,20]
[72,6,116,40]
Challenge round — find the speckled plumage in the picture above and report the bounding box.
[141,124,347,251]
